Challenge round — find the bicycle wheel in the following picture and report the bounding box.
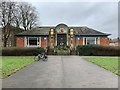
[43,58,48,61]
[34,56,39,61]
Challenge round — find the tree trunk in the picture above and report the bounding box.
[4,38,7,47]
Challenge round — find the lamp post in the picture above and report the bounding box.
[70,29,74,48]
[50,29,54,48]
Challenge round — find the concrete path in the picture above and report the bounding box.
[3,56,118,88]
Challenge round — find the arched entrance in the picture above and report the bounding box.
[55,23,69,46]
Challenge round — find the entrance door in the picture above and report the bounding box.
[57,34,67,46]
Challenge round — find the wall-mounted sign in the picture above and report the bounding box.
[60,28,64,33]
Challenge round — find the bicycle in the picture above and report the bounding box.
[34,53,48,61]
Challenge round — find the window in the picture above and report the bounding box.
[29,38,37,45]
[27,37,39,47]
[85,37,97,45]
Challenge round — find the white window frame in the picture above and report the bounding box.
[97,37,100,45]
[27,37,40,47]
[85,37,97,45]
[95,38,97,44]
[83,37,85,45]
[39,37,41,47]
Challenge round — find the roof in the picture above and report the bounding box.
[16,26,110,36]
[72,27,110,36]
[16,27,52,36]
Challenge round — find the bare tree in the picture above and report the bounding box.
[13,3,22,28]
[1,2,38,47]
[1,2,16,47]
[28,10,38,29]
[19,2,38,31]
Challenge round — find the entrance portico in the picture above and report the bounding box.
[49,23,75,48]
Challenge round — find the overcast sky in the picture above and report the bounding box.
[27,1,118,38]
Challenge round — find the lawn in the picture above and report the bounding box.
[84,56,119,76]
[1,56,34,78]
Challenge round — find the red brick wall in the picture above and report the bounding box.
[49,36,54,48]
[79,38,83,45]
[16,37,109,47]
[41,37,48,48]
[76,38,83,45]
[16,37,24,47]
[100,38,109,46]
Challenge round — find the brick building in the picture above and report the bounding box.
[109,38,120,46]
[16,23,110,48]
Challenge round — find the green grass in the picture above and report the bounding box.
[1,56,34,78]
[84,56,119,75]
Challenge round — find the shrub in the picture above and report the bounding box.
[46,46,54,55]
[55,50,70,55]
[70,48,77,55]
[54,46,70,55]
[76,45,120,56]
[2,47,45,56]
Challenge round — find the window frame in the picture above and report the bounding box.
[27,37,40,47]
[85,37,97,45]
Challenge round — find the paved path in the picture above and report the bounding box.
[3,56,118,88]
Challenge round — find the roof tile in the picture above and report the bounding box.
[16,26,110,36]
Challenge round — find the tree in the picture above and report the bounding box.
[19,2,38,31]
[13,3,22,28]
[1,2,38,47]
[1,2,16,47]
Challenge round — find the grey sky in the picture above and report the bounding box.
[29,2,118,38]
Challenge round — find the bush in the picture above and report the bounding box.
[46,46,54,55]
[55,50,70,55]
[76,45,120,56]
[70,48,77,55]
[54,46,70,55]
[2,47,45,56]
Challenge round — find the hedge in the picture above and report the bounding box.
[2,47,45,56]
[76,45,120,56]
[54,46,70,55]
[2,45,120,56]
